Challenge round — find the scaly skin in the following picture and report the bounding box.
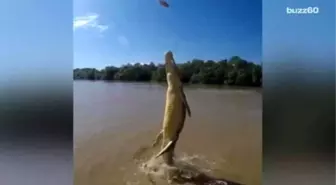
[152,51,191,165]
[165,51,191,117]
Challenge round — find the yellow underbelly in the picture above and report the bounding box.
[162,89,184,140]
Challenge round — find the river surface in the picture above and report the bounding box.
[74,81,262,185]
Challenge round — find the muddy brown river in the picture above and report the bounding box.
[74,81,261,185]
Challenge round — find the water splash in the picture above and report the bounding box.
[136,153,243,185]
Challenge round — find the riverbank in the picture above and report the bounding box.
[73,56,262,87]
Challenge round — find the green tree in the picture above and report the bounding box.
[73,56,262,87]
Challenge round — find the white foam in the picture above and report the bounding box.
[137,153,220,184]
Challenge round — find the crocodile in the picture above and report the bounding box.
[151,51,191,165]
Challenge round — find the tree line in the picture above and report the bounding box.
[73,56,262,87]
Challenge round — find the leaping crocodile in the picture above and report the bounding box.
[151,51,191,165]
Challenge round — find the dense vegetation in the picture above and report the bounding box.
[73,56,262,87]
